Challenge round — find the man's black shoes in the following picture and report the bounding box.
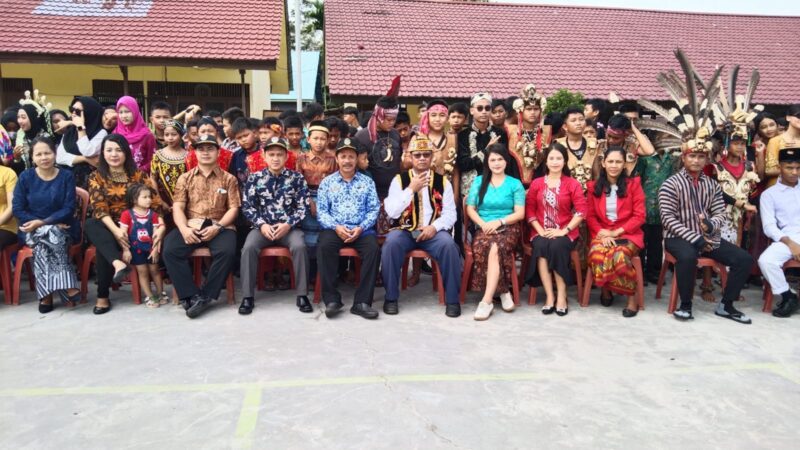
[445,303,461,318]
[186,295,212,319]
[296,295,312,313]
[238,297,254,315]
[324,301,344,318]
[351,303,379,319]
[383,300,399,315]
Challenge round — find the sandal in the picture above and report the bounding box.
[159,291,170,305]
[145,296,160,308]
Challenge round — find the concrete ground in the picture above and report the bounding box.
[1,272,798,450]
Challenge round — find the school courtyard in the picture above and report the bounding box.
[1,277,798,449]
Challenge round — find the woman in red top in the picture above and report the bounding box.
[525,143,586,316]
[585,146,645,317]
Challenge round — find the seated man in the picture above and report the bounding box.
[381,135,463,317]
[316,138,382,319]
[759,147,800,317]
[239,137,311,315]
[163,134,241,319]
[658,134,753,324]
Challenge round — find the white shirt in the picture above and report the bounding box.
[384,170,457,232]
[56,129,108,166]
[760,178,800,242]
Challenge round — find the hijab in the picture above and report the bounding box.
[62,96,104,156]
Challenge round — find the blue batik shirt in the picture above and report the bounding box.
[241,168,310,228]
[317,171,380,233]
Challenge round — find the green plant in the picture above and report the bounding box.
[544,89,585,115]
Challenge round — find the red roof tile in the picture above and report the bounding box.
[0,0,284,69]
[325,0,800,104]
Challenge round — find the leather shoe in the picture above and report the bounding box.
[324,301,344,318]
[186,295,212,319]
[383,300,398,315]
[181,294,203,311]
[773,294,799,318]
[622,308,638,318]
[600,294,614,307]
[445,303,461,318]
[93,300,112,315]
[39,300,54,314]
[296,295,312,313]
[541,304,556,315]
[238,297,254,315]
[351,302,379,319]
[556,307,568,316]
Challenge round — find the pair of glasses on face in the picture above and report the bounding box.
[474,105,491,112]
[411,152,433,160]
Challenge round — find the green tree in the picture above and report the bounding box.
[544,89,585,115]
[288,0,324,51]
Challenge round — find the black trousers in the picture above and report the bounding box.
[84,218,123,298]
[0,229,18,249]
[316,230,380,305]
[162,228,236,301]
[642,224,663,278]
[664,237,753,305]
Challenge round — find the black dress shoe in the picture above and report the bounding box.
[324,301,344,318]
[556,307,568,316]
[93,301,112,315]
[542,305,556,315]
[112,266,132,284]
[181,294,202,311]
[773,295,799,318]
[622,308,638,318]
[186,296,212,319]
[600,294,614,307]
[296,295,312,313]
[238,297,254,315]
[445,303,461,318]
[351,303,379,319]
[39,300,54,314]
[383,300,398,315]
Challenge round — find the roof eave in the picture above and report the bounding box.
[0,53,277,70]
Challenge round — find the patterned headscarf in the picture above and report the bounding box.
[367,98,399,142]
[419,103,448,135]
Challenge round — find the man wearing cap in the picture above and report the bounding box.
[381,135,463,317]
[759,147,800,317]
[163,134,241,318]
[316,138,382,319]
[658,130,754,323]
[457,92,509,197]
[238,137,311,315]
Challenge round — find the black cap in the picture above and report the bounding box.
[195,134,219,148]
[778,147,800,163]
[336,137,359,155]
[263,137,288,151]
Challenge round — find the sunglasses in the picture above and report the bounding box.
[411,152,433,159]
[474,105,491,112]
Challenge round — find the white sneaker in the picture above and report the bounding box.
[500,292,515,312]
[474,301,494,321]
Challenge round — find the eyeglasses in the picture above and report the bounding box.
[474,105,491,112]
[411,152,433,159]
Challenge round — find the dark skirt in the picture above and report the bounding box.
[525,235,577,287]
[469,225,521,294]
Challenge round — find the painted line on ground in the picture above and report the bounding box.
[233,386,263,450]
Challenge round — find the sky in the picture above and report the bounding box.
[501,0,800,16]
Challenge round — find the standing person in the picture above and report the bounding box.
[114,96,156,174]
[603,114,654,175]
[284,115,306,157]
[457,92,510,198]
[524,144,586,316]
[490,99,509,131]
[12,137,82,313]
[508,85,550,184]
[467,145,526,320]
[239,137,311,315]
[14,93,52,172]
[765,104,800,187]
[49,109,68,148]
[221,107,245,153]
[752,112,778,180]
[758,148,800,317]
[585,146,646,317]
[186,117,233,171]
[418,100,457,186]
[381,136,463,317]
[85,133,162,314]
[583,98,606,138]
[355,97,405,203]
[555,107,602,191]
[162,135,240,319]
[149,101,173,148]
[0,123,12,167]
[56,96,106,189]
[316,138,381,319]
[150,120,188,229]
[658,132,754,324]
[228,117,262,187]
[394,111,412,153]
[102,106,118,133]
[119,183,166,308]
[342,106,361,130]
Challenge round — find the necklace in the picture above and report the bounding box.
[109,167,128,183]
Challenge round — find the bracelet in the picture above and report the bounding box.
[500,218,506,226]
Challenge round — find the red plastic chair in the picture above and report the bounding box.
[189,248,236,305]
[656,250,729,314]
[762,260,800,313]
[313,247,361,304]
[460,199,520,305]
[12,187,89,305]
[401,249,446,304]
[581,256,645,310]
[0,244,16,304]
[256,247,296,291]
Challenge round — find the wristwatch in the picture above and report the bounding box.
[216,223,225,231]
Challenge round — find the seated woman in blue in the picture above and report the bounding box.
[466,144,526,321]
[13,137,81,313]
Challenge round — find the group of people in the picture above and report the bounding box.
[1,50,799,324]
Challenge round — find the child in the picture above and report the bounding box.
[120,184,166,308]
[284,115,305,156]
[259,117,293,169]
[150,120,188,229]
[447,102,469,134]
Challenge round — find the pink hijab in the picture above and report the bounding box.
[114,96,156,173]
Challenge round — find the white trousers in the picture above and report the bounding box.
[758,233,800,294]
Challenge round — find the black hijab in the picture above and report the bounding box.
[19,104,45,140]
[62,96,104,156]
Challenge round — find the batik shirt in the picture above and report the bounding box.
[241,168,310,228]
[633,152,679,225]
[316,171,380,232]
